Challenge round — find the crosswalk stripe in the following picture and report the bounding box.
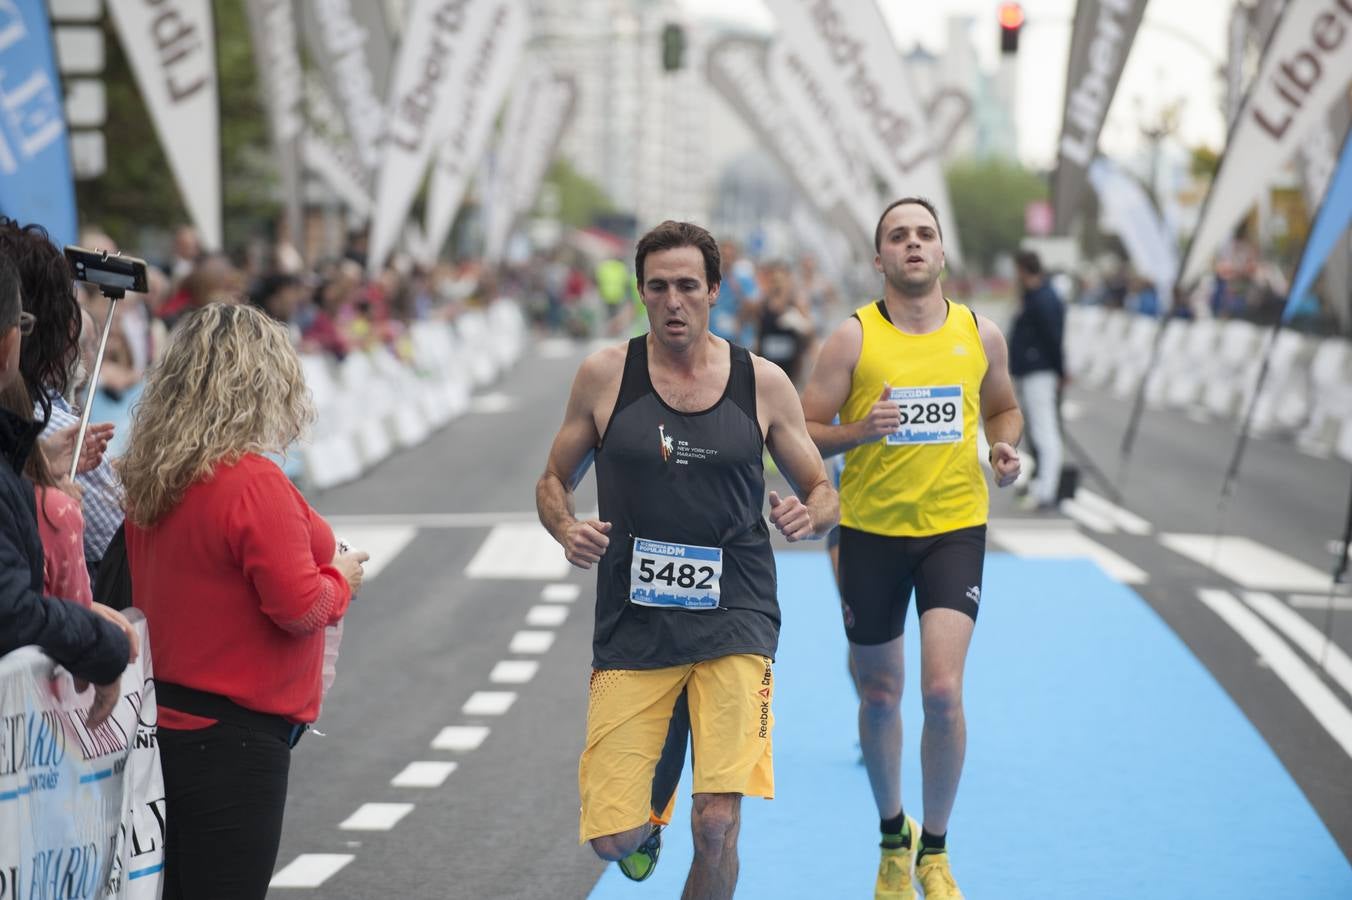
[269,853,355,888]
[1241,592,1352,699]
[466,523,571,579]
[989,528,1147,584]
[1073,490,1152,535]
[328,525,418,580]
[1162,535,1332,592]
[1290,595,1352,611]
[1058,498,1118,533]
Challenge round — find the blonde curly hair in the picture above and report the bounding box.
[118,302,314,526]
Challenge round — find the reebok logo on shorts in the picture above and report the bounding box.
[758,658,772,739]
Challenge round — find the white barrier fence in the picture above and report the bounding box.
[296,300,526,491]
[1066,306,1352,460]
[0,613,164,900]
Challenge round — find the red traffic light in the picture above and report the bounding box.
[998,2,1025,30]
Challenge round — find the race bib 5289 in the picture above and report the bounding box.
[885,385,963,445]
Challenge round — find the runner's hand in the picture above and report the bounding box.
[768,491,813,542]
[989,442,1020,488]
[861,383,900,443]
[564,519,611,569]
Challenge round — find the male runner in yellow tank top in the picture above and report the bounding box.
[801,198,1023,900]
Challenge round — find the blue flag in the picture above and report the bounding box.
[0,1,78,247]
[1285,126,1352,324]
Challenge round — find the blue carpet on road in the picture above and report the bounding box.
[589,552,1352,898]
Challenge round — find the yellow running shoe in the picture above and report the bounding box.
[875,815,919,900]
[916,848,964,899]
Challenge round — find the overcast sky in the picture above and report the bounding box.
[680,0,1233,170]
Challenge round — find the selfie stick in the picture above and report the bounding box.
[69,293,120,482]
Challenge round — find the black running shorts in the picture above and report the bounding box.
[837,524,987,645]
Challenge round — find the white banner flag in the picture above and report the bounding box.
[301,0,395,178]
[1179,0,1352,287]
[0,614,164,899]
[422,1,528,263]
[762,0,962,266]
[107,0,221,250]
[1089,157,1178,301]
[245,0,305,251]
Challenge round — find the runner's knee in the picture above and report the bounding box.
[590,830,644,861]
[856,670,902,710]
[921,676,963,721]
[691,795,739,852]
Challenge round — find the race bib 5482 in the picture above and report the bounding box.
[629,538,723,610]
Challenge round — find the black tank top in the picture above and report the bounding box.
[592,337,779,669]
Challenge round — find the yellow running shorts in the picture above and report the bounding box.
[578,653,775,843]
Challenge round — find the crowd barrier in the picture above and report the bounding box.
[0,613,163,899]
[1066,306,1352,460]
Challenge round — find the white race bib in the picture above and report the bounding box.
[885,385,964,445]
[629,538,723,610]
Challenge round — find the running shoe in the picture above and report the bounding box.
[617,825,662,882]
[916,847,963,899]
[875,815,919,900]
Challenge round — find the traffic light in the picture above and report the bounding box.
[999,2,1024,54]
[662,23,685,72]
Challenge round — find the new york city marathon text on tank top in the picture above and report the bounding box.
[591,337,778,670]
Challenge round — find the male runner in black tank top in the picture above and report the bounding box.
[537,221,838,899]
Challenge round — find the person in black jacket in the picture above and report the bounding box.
[0,252,130,728]
[1010,251,1066,510]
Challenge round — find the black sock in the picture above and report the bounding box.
[880,812,910,848]
[918,829,947,858]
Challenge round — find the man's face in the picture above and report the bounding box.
[641,246,719,351]
[875,204,945,296]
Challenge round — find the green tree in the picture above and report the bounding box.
[539,158,613,228]
[75,6,278,256]
[945,158,1048,274]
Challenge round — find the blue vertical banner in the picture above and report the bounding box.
[0,0,77,247]
[1284,125,1352,323]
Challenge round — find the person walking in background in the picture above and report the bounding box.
[1010,250,1066,512]
[118,303,369,899]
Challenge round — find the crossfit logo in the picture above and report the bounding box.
[758,658,772,738]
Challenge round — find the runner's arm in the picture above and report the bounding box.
[760,359,839,540]
[536,355,610,567]
[801,317,874,458]
[977,315,1024,487]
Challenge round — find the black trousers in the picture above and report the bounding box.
[158,722,291,900]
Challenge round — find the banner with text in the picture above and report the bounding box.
[762,0,962,266]
[108,0,221,249]
[0,0,78,247]
[1051,0,1150,235]
[0,613,164,899]
[1089,156,1178,302]
[422,0,528,263]
[1179,0,1352,288]
[245,0,305,251]
[301,0,394,180]
[1285,124,1352,322]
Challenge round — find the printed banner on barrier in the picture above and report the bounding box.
[0,613,164,898]
[761,0,963,266]
[422,0,528,263]
[0,0,78,247]
[1179,0,1352,288]
[1051,0,1150,235]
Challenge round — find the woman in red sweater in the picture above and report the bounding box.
[119,303,368,900]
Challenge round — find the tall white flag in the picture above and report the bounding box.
[107,0,221,249]
[1089,157,1178,301]
[1179,0,1352,288]
[368,0,503,271]
[422,1,529,263]
[762,0,962,266]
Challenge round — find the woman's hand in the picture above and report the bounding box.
[333,549,371,595]
[42,422,115,476]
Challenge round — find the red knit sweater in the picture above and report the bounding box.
[128,454,351,730]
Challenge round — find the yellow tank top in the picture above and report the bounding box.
[840,299,989,537]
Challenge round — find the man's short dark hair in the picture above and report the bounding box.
[1014,250,1043,276]
[875,197,943,253]
[635,221,722,289]
[0,253,19,331]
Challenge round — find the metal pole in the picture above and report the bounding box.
[69,295,120,482]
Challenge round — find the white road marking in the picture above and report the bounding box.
[431,725,490,751]
[325,512,540,529]
[989,528,1148,584]
[526,604,569,627]
[1197,588,1352,758]
[1290,594,1352,611]
[1058,498,1118,533]
[468,392,518,414]
[1072,490,1152,535]
[538,338,578,359]
[510,630,556,654]
[466,523,571,579]
[490,660,540,684]
[339,803,416,831]
[542,583,581,603]
[1161,534,1332,592]
[269,854,355,888]
[1241,592,1352,698]
[463,691,517,716]
[330,525,418,580]
[391,761,458,788]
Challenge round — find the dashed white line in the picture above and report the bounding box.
[339,803,416,831]
[431,725,490,752]
[542,583,581,603]
[463,691,517,716]
[526,605,569,627]
[510,630,556,654]
[270,853,355,888]
[490,660,540,684]
[391,761,459,788]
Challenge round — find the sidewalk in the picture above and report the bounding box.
[590,552,1352,898]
